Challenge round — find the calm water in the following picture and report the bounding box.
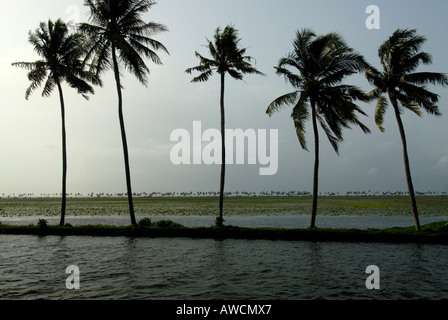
[1,216,447,300]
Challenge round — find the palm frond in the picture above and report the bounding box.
[366,87,384,101]
[191,70,213,83]
[130,21,169,38]
[65,72,95,99]
[81,0,168,84]
[185,58,214,82]
[404,72,448,87]
[348,111,371,134]
[316,113,340,154]
[266,91,299,116]
[277,54,302,71]
[292,28,316,64]
[117,36,150,85]
[234,58,265,77]
[12,61,38,70]
[365,66,387,90]
[90,40,112,77]
[120,0,156,27]
[14,18,98,100]
[374,95,388,132]
[128,33,169,58]
[227,68,243,80]
[399,100,422,118]
[269,28,370,155]
[25,80,42,100]
[185,63,212,75]
[400,52,432,74]
[13,62,48,99]
[186,24,262,83]
[275,64,303,88]
[291,94,309,151]
[368,28,446,127]
[399,83,442,116]
[41,76,56,97]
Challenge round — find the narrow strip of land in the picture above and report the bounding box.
[1,221,447,244]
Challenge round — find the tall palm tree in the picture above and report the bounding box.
[80,0,169,225]
[266,29,370,228]
[185,25,264,227]
[365,29,448,231]
[12,19,97,226]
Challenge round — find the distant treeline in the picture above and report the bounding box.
[1,190,446,199]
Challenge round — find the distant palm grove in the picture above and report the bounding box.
[12,0,447,231]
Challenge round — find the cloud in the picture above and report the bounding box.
[437,154,448,166]
[132,139,172,157]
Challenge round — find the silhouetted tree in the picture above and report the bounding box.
[12,19,98,226]
[80,0,169,225]
[186,25,264,227]
[266,29,370,228]
[365,29,448,230]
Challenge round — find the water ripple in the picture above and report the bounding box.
[0,234,447,300]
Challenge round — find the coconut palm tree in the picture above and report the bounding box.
[80,0,169,225]
[266,29,370,228]
[12,19,98,226]
[185,25,264,227]
[365,29,448,231]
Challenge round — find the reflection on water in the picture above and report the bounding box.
[0,234,447,300]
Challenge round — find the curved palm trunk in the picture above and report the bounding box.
[112,47,137,226]
[389,93,421,231]
[217,73,225,227]
[56,81,67,226]
[310,100,319,228]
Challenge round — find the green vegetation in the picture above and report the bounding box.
[37,218,48,230]
[152,219,185,229]
[138,217,153,227]
[1,196,447,218]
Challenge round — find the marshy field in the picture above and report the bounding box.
[1,195,447,218]
[1,194,448,244]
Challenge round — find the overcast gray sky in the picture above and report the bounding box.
[1,0,447,196]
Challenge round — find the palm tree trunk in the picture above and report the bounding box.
[112,47,137,226]
[218,72,226,227]
[389,93,421,231]
[310,100,319,229]
[56,80,67,226]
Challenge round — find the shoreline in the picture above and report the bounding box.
[0,221,447,244]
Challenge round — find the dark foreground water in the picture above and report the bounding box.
[1,216,447,300]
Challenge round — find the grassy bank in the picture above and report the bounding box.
[0,219,447,244]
